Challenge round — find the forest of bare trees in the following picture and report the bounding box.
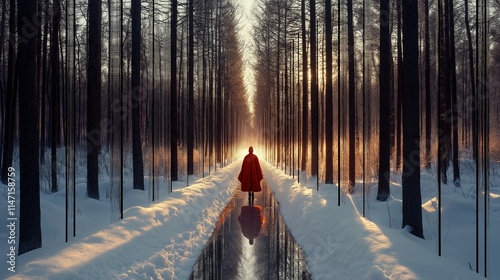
[0,0,498,258]
[251,0,496,239]
[1,0,251,254]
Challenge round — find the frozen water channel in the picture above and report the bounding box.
[190,182,312,280]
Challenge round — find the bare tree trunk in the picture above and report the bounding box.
[18,0,42,255]
[377,0,391,201]
[0,0,5,158]
[438,0,451,185]
[171,0,178,181]
[201,4,208,175]
[401,0,423,239]
[0,0,5,84]
[300,0,308,172]
[216,3,222,165]
[310,0,318,177]
[40,0,49,163]
[448,0,460,186]
[86,0,102,199]
[50,0,61,193]
[337,0,341,190]
[347,0,355,191]
[131,0,144,190]
[464,0,476,161]
[208,3,214,173]
[187,0,194,175]
[0,0,17,184]
[276,1,281,167]
[283,4,288,172]
[424,0,432,167]
[396,0,403,171]
[324,0,333,184]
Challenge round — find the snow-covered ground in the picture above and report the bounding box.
[1,155,497,279]
[264,161,494,280]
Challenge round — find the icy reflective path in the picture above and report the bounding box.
[190,183,312,280]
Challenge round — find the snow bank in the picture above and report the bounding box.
[261,161,484,280]
[4,161,241,280]
[3,158,492,280]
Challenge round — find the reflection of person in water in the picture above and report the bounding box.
[238,206,264,245]
[238,146,263,203]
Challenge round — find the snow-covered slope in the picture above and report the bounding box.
[2,158,493,279]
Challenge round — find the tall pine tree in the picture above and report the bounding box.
[170,0,178,181]
[347,0,356,192]
[402,0,423,239]
[86,0,102,199]
[18,0,42,255]
[377,0,391,201]
[324,0,333,184]
[131,0,145,190]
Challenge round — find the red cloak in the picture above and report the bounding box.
[238,153,263,192]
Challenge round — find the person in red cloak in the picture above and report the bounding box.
[238,146,263,202]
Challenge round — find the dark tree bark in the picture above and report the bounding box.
[424,0,432,167]
[171,0,178,181]
[283,6,289,173]
[40,0,49,163]
[215,3,222,165]
[0,0,6,145]
[377,0,391,201]
[337,0,341,191]
[276,1,281,167]
[324,0,333,184]
[300,0,308,172]
[208,2,214,174]
[131,0,144,190]
[50,0,61,193]
[187,0,194,175]
[447,0,460,186]
[402,0,423,239]
[395,0,403,171]
[201,3,208,175]
[389,42,395,156]
[438,0,451,185]
[464,0,476,161]
[86,0,102,199]
[284,3,291,172]
[178,21,185,156]
[347,0,355,192]
[310,0,318,177]
[0,0,17,184]
[0,0,5,84]
[18,0,42,255]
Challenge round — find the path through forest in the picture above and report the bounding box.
[190,180,311,279]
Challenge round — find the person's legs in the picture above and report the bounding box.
[248,191,254,201]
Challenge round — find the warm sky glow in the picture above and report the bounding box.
[235,0,258,116]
